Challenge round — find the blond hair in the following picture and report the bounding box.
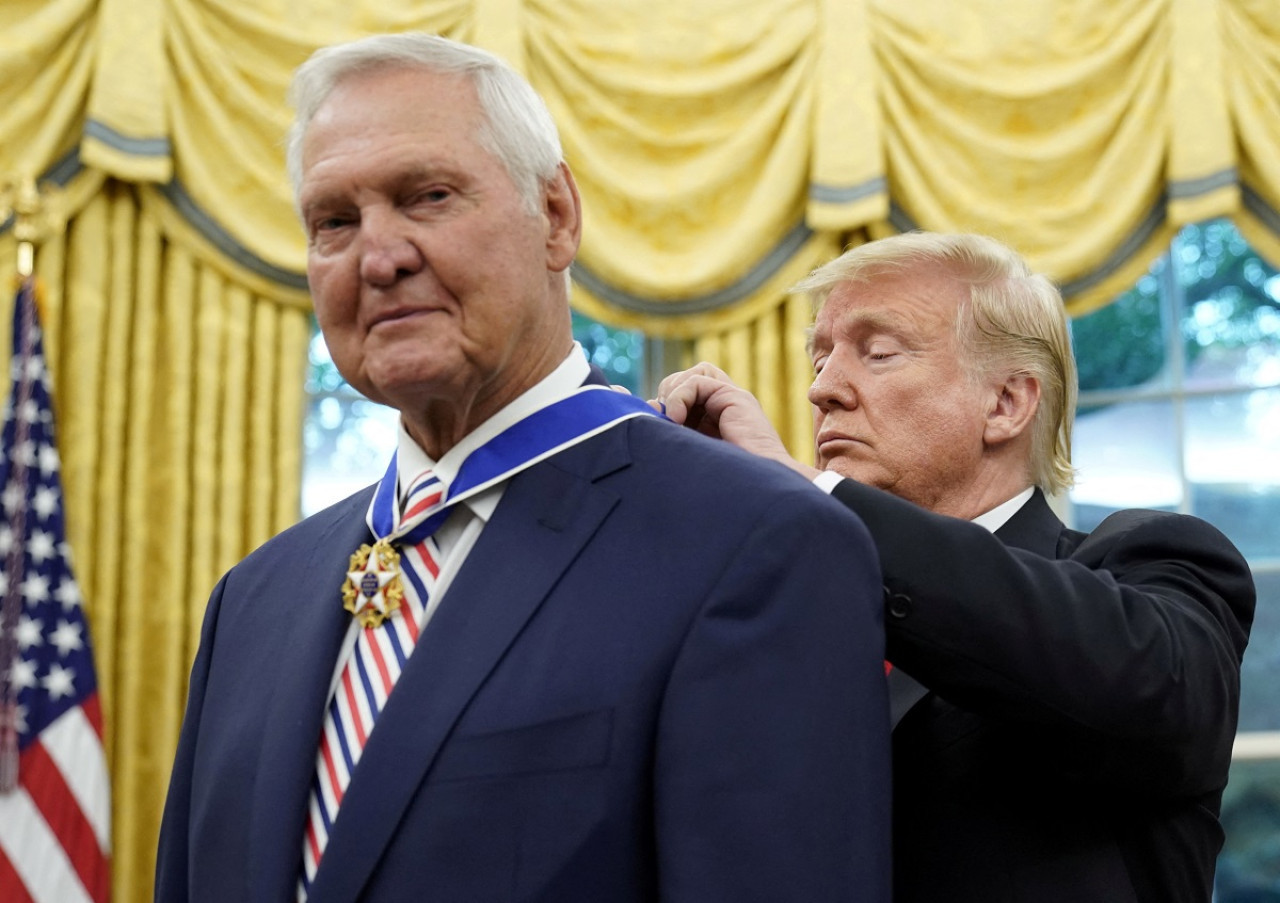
[794,232,1077,494]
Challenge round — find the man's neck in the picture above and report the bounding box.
[401,338,579,458]
[931,458,1035,521]
[395,345,589,487]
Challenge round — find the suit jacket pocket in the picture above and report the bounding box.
[429,708,614,784]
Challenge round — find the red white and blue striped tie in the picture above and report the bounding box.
[295,388,664,899]
[299,469,446,899]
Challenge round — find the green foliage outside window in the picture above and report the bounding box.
[1073,220,1280,394]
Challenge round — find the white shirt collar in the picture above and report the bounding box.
[971,486,1035,533]
[814,470,1033,534]
[394,343,591,523]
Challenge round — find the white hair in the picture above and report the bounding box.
[286,32,563,214]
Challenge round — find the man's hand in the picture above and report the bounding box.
[653,363,820,479]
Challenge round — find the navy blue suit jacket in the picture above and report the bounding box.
[156,415,891,902]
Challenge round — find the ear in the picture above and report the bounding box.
[544,162,582,273]
[983,372,1040,447]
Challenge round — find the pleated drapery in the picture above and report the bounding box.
[0,184,309,899]
[4,2,1280,900]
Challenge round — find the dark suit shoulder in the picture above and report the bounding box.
[229,483,375,577]
[619,416,873,531]
[623,414,825,492]
[1062,505,1247,569]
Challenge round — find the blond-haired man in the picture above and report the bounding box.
[658,231,1254,903]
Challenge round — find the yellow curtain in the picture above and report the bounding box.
[6,2,1280,900]
[1224,0,1280,266]
[10,0,1280,328]
[530,0,868,335]
[690,287,833,466]
[0,183,309,902]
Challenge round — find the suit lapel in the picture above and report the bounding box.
[309,426,631,903]
[993,488,1066,558]
[888,667,930,729]
[247,492,377,903]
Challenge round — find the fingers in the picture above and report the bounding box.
[652,362,739,428]
[655,362,735,401]
[651,363,804,473]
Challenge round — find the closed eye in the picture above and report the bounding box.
[864,335,907,362]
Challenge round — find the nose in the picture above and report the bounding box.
[358,210,424,287]
[807,357,857,412]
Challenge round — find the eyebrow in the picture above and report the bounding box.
[807,310,912,358]
[301,158,466,208]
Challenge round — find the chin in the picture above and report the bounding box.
[822,458,864,480]
[364,356,458,397]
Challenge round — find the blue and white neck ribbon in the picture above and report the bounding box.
[343,387,662,626]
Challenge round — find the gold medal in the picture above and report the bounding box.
[342,537,405,629]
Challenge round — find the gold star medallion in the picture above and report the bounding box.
[342,538,405,628]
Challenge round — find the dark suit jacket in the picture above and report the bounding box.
[155,417,892,903]
[830,481,1255,903]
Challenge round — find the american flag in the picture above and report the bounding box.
[0,278,111,902]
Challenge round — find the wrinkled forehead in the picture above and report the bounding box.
[807,269,967,351]
[298,68,492,192]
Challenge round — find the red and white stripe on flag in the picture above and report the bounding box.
[0,696,111,901]
[0,278,112,902]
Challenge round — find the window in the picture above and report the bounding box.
[301,312,645,516]
[1067,219,1280,900]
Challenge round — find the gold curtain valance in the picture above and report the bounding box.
[5,0,1280,331]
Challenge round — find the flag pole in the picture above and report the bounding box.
[0,174,50,791]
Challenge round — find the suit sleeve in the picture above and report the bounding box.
[833,479,1255,795]
[154,574,227,903]
[653,490,891,903]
